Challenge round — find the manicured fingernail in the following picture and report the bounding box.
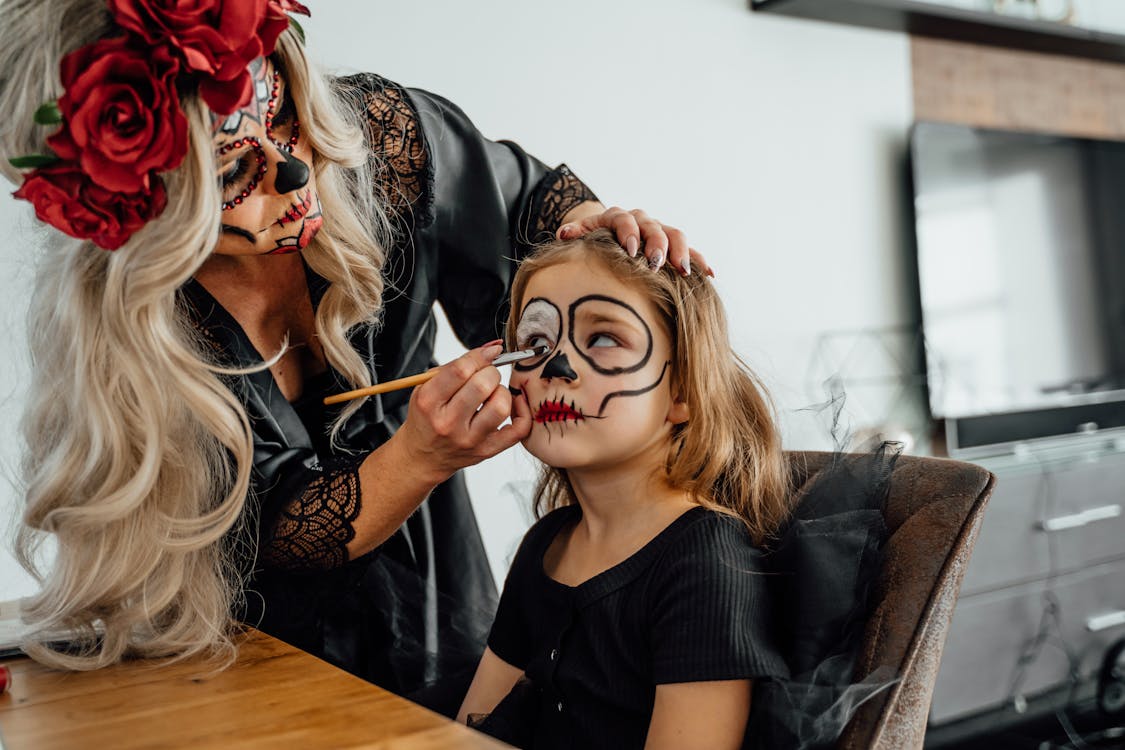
[681,258,691,276]
[706,265,716,278]
[482,339,503,348]
[648,250,665,271]
[484,343,504,360]
[626,236,639,257]
[559,223,575,238]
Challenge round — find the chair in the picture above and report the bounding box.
[783,451,996,750]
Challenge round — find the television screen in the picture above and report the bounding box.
[910,122,1125,446]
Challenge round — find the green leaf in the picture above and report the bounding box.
[33,102,62,126]
[289,16,306,45]
[8,154,59,169]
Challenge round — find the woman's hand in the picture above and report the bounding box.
[395,341,533,486]
[557,203,714,278]
[348,343,531,556]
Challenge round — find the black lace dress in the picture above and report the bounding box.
[178,73,598,716]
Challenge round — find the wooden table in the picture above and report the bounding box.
[0,628,510,749]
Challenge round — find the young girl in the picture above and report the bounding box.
[457,229,793,749]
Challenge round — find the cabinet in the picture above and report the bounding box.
[928,442,1125,725]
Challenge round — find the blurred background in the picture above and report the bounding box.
[2,0,1124,746]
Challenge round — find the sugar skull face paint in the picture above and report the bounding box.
[510,257,686,474]
[211,57,323,257]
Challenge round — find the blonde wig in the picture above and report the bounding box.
[0,0,389,669]
[506,230,791,545]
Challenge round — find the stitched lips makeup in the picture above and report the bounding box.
[266,195,324,254]
[275,190,313,227]
[535,398,587,424]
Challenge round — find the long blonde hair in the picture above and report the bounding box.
[506,231,790,545]
[0,0,389,669]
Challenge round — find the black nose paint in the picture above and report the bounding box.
[275,151,309,194]
[542,352,578,381]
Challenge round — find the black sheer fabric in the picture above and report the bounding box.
[179,73,599,715]
[259,457,362,571]
[523,164,599,245]
[337,73,431,228]
[746,446,903,750]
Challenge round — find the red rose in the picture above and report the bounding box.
[46,36,187,195]
[13,163,168,251]
[270,0,311,14]
[108,0,303,115]
[261,0,311,53]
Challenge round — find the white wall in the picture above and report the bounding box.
[0,0,912,597]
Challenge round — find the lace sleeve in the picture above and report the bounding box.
[334,73,434,230]
[259,459,363,571]
[522,164,600,246]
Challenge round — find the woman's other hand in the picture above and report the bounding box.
[557,203,714,278]
[396,341,533,485]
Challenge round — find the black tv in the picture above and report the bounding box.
[909,121,1125,456]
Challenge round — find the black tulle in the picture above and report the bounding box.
[746,445,902,750]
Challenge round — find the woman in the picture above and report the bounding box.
[0,0,700,713]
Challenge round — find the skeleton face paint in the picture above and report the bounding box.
[211,57,323,257]
[510,257,684,474]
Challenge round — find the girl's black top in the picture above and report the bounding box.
[484,504,789,749]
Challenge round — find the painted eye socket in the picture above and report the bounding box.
[269,96,298,148]
[514,298,562,371]
[218,140,267,209]
[221,157,250,189]
[569,296,653,375]
[274,96,295,126]
[266,69,301,152]
[522,333,555,350]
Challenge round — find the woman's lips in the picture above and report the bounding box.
[535,399,585,424]
[265,214,322,255]
[297,215,323,248]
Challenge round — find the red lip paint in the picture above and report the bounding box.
[298,216,323,249]
[535,399,584,424]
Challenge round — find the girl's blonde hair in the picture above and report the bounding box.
[0,0,389,670]
[506,230,790,545]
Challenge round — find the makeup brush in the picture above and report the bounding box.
[322,345,548,405]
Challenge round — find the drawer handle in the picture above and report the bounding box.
[1087,610,1125,633]
[1038,504,1121,532]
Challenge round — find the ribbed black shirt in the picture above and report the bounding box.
[487,504,788,749]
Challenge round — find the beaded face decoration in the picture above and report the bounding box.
[8,0,311,251]
[215,60,303,211]
[212,57,322,257]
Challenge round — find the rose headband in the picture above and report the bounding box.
[8,0,311,250]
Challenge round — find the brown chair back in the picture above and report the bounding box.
[784,451,996,750]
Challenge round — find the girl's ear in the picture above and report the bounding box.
[667,399,689,426]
